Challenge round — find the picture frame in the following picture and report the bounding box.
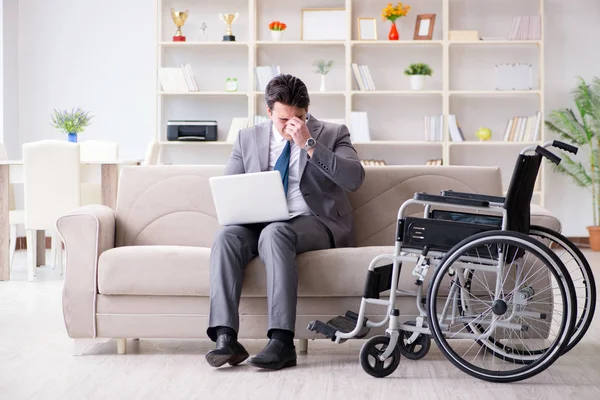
[357,18,377,41]
[414,14,436,40]
[301,8,347,41]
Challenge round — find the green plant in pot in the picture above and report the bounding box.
[51,108,93,143]
[545,76,600,250]
[404,63,432,91]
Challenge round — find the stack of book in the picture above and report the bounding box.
[227,116,270,142]
[448,114,466,142]
[425,159,443,166]
[255,66,281,91]
[424,115,444,141]
[361,159,386,167]
[350,112,371,142]
[159,64,199,92]
[351,63,376,91]
[508,16,541,40]
[503,111,542,141]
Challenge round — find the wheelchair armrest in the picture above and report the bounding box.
[440,190,506,204]
[414,192,490,208]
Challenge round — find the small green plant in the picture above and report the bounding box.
[313,60,333,75]
[546,76,600,225]
[51,108,93,134]
[404,63,433,76]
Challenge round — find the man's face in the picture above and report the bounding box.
[267,102,307,141]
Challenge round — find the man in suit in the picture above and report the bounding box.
[206,74,365,370]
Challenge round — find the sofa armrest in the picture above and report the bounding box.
[56,205,116,338]
[530,204,562,233]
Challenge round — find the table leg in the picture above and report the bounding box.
[101,164,119,209]
[36,230,46,266]
[0,165,9,281]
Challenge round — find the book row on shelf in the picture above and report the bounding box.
[256,66,281,91]
[424,115,445,142]
[503,111,543,142]
[359,159,443,167]
[226,116,269,142]
[351,64,376,91]
[159,64,199,92]
[508,16,542,40]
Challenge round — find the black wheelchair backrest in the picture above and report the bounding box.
[504,153,542,234]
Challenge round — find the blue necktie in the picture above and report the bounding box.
[274,140,291,196]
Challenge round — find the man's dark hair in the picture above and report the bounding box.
[265,74,310,111]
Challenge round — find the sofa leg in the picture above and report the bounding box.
[117,338,127,355]
[298,339,308,354]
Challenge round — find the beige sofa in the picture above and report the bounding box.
[56,165,560,355]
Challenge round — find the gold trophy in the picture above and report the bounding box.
[171,9,189,42]
[219,13,239,41]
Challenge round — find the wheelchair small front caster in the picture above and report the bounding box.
[398,321,431,360]
[359,335,401,378]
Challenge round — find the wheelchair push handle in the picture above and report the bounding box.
[552,140,578,155]
[536,146,561,165]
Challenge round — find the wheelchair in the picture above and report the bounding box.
[308,140,596,383]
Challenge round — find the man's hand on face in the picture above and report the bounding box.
[285,117,311,149]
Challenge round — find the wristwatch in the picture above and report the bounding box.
[303,137,316,152]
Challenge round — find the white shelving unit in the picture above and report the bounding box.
[155,0,545,204]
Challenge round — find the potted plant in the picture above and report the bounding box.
[313,60,333,92]
[51,108,93,143]
[381,2,411,40]
[269,21,287,41]
[404,63,432,90]
[546,76,600,250]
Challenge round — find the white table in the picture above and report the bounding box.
[0,160,142,280]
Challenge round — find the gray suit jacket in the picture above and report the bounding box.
[225,116,365,247]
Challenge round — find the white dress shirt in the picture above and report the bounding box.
[269,123,312,216]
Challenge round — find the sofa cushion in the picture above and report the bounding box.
[98,245,401,297]
[98,246,211,296]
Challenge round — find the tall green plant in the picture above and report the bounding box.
[545,76,600,226]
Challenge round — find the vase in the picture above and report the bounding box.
[410,75,425,90]
[271,30,282,41]
[320,75,326,92]
[388,22,399,40]
[67,133,77,143]
[588,226,600,251]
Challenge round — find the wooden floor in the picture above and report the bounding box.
[1,250,600,400]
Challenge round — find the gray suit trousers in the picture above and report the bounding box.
[207,215,333,341]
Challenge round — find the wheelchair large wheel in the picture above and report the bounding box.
[529,225,596,354]
[427,230,576,383]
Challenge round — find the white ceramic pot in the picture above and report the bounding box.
[320,75,326,92]
[410,75,425,91]
[270,30,283,41]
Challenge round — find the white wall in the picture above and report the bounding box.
[17,0,155,160]
[544,0,600,236]
[10,0,600,236]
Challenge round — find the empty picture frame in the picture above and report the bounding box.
[414,14,436,40]
[301,8,347,41]
[357,18,377,40]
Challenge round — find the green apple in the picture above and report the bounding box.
[475,127,492,141]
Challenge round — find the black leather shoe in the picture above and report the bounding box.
[205,334,249,368]
[247,339,297,370]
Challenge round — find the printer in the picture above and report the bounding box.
[167,120,218,141]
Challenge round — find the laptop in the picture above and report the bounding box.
[209,171,297,225]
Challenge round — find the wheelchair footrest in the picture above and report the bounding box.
[307,310,370,342]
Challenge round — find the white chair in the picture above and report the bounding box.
[143,140,160,165]
[79,140,119,205]
[23,140,81,281]
[0,144,24,269]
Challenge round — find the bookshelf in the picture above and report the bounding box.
[155,0,545,204]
